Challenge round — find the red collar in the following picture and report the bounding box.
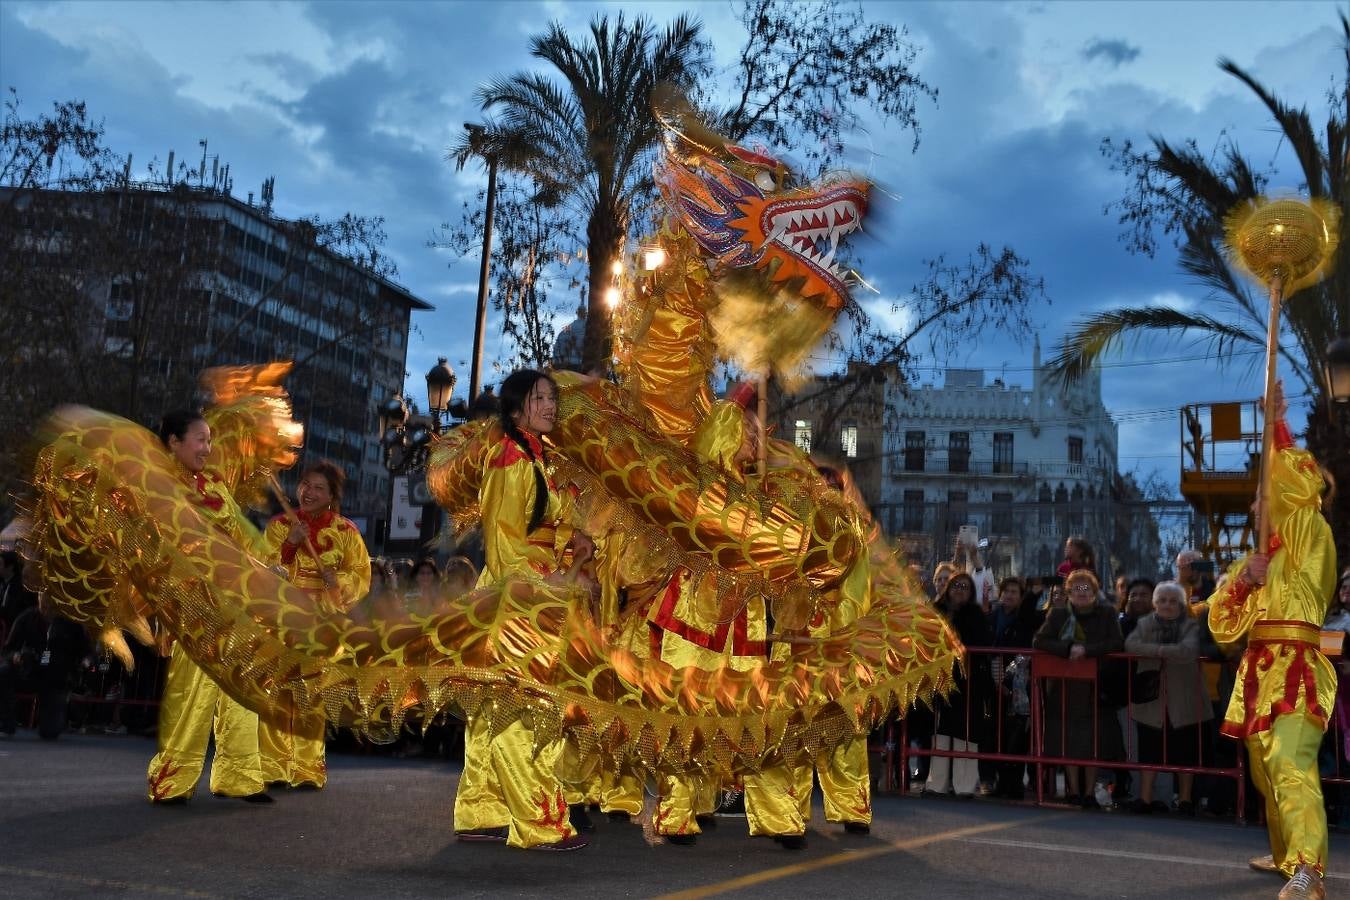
[190,472,223,511]
[520,429,545,459]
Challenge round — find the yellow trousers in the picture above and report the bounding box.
[259,714,328,788]
[599,766,644,817]
[1245,713,1328,877]
[746,737,871,835]
[655,775,719,835]
[454,713,577,848]
[146,645,264,800]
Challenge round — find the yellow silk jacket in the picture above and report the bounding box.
[262,509,371,611]
[479,432,574,584]
[1209,439,1336,738]
[186,468,264,555]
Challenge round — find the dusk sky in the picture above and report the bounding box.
[2,1,1341,488]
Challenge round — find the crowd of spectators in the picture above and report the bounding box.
[902,535,1350,826]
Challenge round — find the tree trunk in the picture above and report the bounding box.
[581,204,625,375]
[1305,395,1350,569]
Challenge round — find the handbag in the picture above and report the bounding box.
[1131,666,1161,703]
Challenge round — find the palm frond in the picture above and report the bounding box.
[1046,306,1264,385]
[1219,58,1327,195]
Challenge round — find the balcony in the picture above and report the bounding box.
[1034,462,1109,482]
[890,459,1030,479]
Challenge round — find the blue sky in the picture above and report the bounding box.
[2,0,1341,487]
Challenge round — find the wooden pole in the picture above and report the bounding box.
[757,371,769,473]
[1258,273,1284,554]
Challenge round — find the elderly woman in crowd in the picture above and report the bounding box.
[1033,569,1125,808]
[1124,581,1213,814]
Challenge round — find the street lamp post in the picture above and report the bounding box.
[464,122,498,405]
[376,358,461,554]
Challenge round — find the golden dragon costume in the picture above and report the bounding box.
[20,103,960,807]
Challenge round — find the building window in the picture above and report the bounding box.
[992,491,1013,535]
[841,424,858,459]
[947,490,968,547]
[1068,436,1084,465]
[794,420,812,453]
[948,431,969,473]
[993,432,1014,474]
[902,489,924,532]
[904,430,926,472]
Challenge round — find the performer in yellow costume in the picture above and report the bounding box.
[631,388,768,845]
[146,409,271,805]
[259,460,370,789]
[745,464,874,842]
[1209,387,1335,900]
[452,370,592,851]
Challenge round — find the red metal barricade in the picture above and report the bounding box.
[887,646,1251,824]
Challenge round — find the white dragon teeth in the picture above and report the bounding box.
[765,198,862,278]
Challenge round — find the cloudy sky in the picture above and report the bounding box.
[2,0,1341,487]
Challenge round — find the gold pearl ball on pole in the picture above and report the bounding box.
[1224,196,1340,552]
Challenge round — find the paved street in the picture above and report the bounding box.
[1,731,1347,899]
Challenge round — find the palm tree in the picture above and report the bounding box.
[451,13,708,374]
[1048,16,1350,561]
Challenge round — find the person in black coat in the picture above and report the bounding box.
[986,576,1044,799]
[0,597,92,740]
[924,573,993,797]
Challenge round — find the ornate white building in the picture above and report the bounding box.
[870,340,1158,582]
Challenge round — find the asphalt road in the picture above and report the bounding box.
[1,731,1345,899]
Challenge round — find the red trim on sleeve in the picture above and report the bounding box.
[1274,421,1294,450]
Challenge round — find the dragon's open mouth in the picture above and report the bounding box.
[761,185,868,285]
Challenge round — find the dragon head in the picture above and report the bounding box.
[653,93,869,312]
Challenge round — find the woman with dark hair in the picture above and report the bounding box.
[987,576,1044,799]
[924,572,993,797]
[405,557,446,619]
[1119,578,1157,640]
[145,410,272,805]
[453,369,593,851]
[259,459,370,789]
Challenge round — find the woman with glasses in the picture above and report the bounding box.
[1034,569,1124,808]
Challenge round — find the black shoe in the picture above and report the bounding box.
[455,827,508,842]
[266,780,287,789]
[843,822,870,835]
[569,804,595,832]
[695,814,718,830]
[772,834,807,850]
[1176,800,1195,817]
[152,795,188,805]
[1127,798,1151,814]
[241,792,274,804]
[665,833,697,846]
[607,811,632,823]
[293,781,321,792]
[1079,795,1100,810]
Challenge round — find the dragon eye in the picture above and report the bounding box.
[754,171,776,192]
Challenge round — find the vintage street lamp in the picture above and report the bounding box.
[1327,334,1350,403]
[425,357,457,428]
[377,358,459,475]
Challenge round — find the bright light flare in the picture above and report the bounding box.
[642,247,668,271]
[604,286,622,308]
[610,259,624,276]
